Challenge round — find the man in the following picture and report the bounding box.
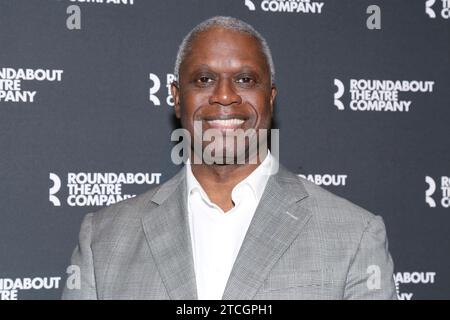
[62,16,396,300]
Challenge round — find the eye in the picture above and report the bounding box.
[197,76,213,84]
[236,76,255,84]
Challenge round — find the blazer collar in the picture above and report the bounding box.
[222,163,312,299]
[142,162,312,300]
[141,169,197,299]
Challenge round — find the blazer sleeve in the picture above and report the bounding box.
[61,212,98,300]
[343,215,397,300]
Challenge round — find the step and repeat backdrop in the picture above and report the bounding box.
[0,0,449,300]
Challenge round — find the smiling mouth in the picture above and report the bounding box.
[206,118,245,128]
[202,114,248,130]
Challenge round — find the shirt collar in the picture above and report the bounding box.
[185,150,273,205]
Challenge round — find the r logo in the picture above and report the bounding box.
[245,0,256,11]
[425,176,437,207]
[49,173,61,206]
[425,0,436,18]
[149,73,161,106]
[333,79,345,110]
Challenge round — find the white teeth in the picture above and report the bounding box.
[207,119,244,126]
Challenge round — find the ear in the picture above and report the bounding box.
[171,80,181,119]
[269,85,277,115]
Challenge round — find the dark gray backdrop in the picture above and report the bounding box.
[0,0,449,299]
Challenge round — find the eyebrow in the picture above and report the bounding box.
[188,64,261,74]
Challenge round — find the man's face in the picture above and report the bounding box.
[171,27,277,163]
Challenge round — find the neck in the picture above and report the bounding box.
[189,151,267,212]
[192,161,260,186]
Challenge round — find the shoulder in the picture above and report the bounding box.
[295,175,384,237]
[80,184,160,238]
[291,175,391,264]
[82,167,186,238]
[301,177,376,220]
[86,167,185,224]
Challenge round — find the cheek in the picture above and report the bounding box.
[243,91,272,116]
[179,94,196,120]
[181,91,208,115]
[179,91,208,129]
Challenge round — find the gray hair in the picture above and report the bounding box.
[173,16,275,84]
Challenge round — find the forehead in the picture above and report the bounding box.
[181,27,269,74]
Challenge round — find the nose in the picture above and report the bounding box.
[208,78,242,106]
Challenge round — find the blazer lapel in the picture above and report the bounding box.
[141,168,198,300]
[222,164,313,300]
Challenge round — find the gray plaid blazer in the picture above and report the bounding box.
[62,164,396,300]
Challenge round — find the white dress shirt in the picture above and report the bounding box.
[185,151,273,300]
